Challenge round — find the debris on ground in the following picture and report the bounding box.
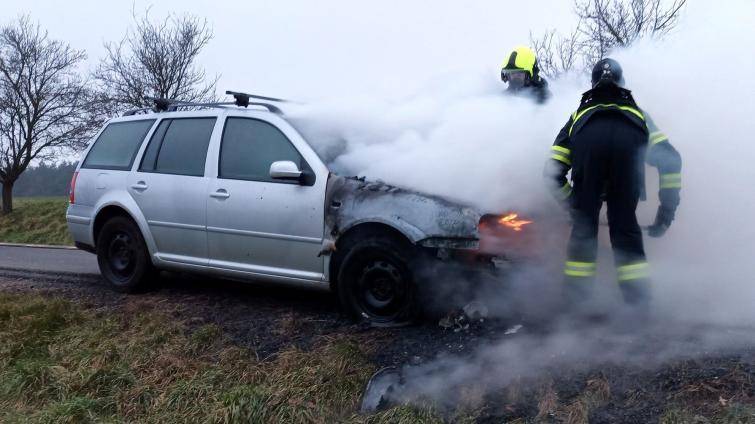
[463,300,489,321]
[439,301,489,332]
[505,324,523,335]
[360,367,402,412]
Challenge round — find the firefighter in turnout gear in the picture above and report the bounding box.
[501,46,551,104]
[544,58,682,306]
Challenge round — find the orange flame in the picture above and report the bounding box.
[498,213,533,232]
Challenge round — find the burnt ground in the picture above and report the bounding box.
[1,271,753,423]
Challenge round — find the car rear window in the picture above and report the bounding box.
[82,120,156,170]
[139,117,216,176]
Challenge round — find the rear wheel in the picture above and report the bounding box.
[96,216,154,293]
[336,235,419,326]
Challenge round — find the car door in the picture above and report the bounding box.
[128,116,218,266]
[206,115,327,281]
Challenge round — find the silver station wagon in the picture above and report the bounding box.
[67,92,518,325]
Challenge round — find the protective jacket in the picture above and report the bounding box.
[544,84,682,305]
[545,85,681,207]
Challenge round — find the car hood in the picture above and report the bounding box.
[324,175,481,248]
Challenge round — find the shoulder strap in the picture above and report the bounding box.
[578,85,639,111]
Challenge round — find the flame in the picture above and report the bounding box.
[498,213,533,232]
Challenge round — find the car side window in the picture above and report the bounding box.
[139,117,216,176]
[219,117,310,183]
[82,120,156,170]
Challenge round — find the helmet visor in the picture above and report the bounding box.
[503,70,528,88]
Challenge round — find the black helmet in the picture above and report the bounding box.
[591,58,624,87]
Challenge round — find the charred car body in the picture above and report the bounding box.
[66,93,520,325]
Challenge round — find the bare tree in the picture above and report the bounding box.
[94,11,218,115]
[529,27,582,78]
[0,16,95,214]
[576,0,688,64]
[530,0,687,78]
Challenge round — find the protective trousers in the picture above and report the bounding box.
[564,113,650,305]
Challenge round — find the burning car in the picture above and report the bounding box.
[66,92,534,326]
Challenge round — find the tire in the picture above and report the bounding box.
[336,234,420,326]
[96,216,154,293]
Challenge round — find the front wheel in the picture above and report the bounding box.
[336,235,419,326]
[96,216,154,293]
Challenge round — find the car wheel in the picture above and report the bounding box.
[336,235,419,326]
[96,216,154,293]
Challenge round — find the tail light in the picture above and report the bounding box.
[69,171,78,204]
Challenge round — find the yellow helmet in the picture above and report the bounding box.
[501,46,539,80]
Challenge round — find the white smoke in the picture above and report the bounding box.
[288,0,755,406]
[291,69,585,213]
[290,0,755,324]
[611,2,755,327]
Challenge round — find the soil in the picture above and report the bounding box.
[1,271,753,423]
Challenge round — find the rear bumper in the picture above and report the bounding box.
[66,204,94,244]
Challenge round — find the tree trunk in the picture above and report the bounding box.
[2,182,13,214]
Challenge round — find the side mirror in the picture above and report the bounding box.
[269,160,303,181]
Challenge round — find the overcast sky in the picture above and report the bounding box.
[3,0,574,99]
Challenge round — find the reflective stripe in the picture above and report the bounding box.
[661,182,682,189]
[558,182,573,199]
[550,145,572,166]
[660,173,681,189]
[619,272,649,281]
[565,270,594,277]
[617,262,649,282]
[569,104,645,135]
[551,153,571,166]
[650,131,669,145]
[564,261,596,278]
[567,261,597,269]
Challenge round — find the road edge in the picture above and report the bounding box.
[0,266,101,283]
[0,242,77,250]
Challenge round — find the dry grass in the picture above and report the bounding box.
[0,292,442,423]
[661,362,755,424]
[535,381,560,421]
[559,377,611,424]
[0,197,72,245]
[659,404,755,424]
[3,289,750,423]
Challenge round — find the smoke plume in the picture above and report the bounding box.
[290,0,755,404]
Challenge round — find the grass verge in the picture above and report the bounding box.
[0,292,441,423]
[0,197,72,245]
[2,290,750,422]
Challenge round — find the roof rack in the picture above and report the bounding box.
[122,90,290,116]
[225,90,292,105]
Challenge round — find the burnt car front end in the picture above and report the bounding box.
[323,175,535,277]
[319,175,545,323]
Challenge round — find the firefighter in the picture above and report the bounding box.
[501,46,551,104]
[544,58,682,307]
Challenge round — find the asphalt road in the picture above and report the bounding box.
[0,245,99,276]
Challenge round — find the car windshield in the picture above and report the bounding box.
[287,117,352,175]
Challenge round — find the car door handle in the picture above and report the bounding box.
[130,181,148,191]
[210,189,230,199]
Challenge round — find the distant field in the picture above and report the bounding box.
[0,197,72,245]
